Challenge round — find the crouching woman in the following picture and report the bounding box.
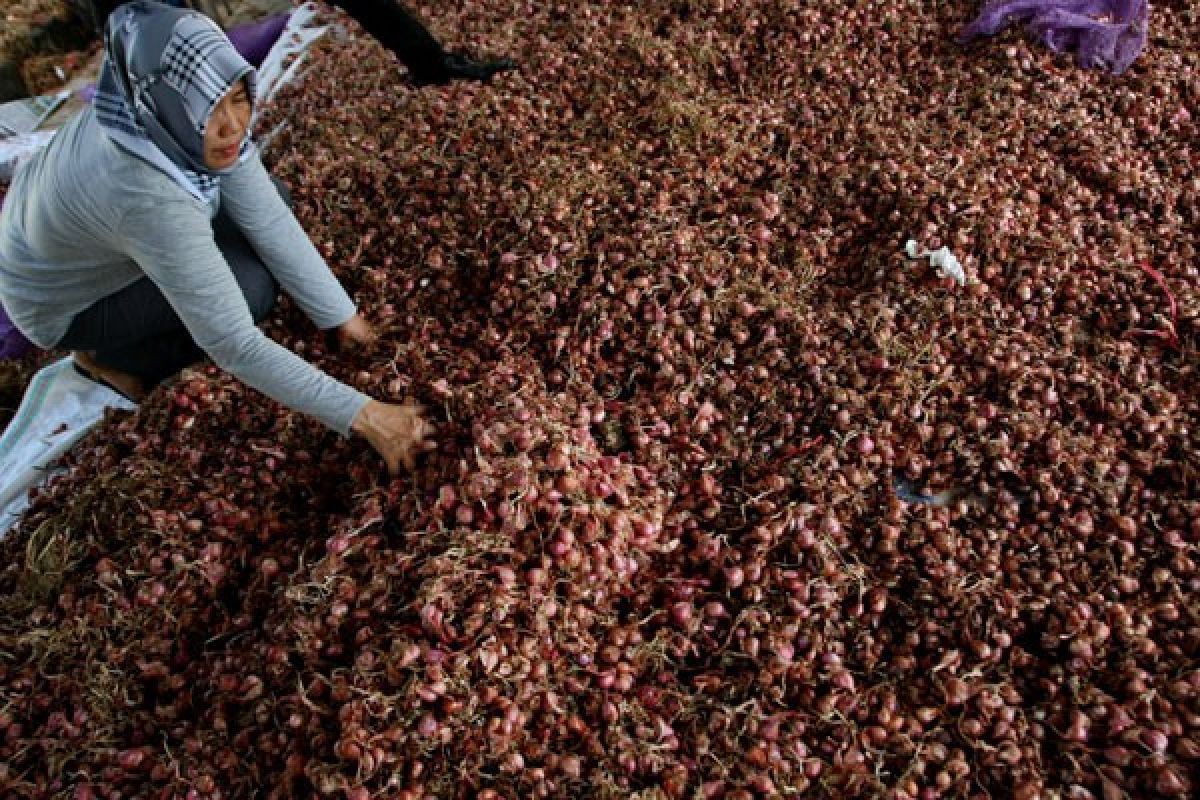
[0,1,432,474]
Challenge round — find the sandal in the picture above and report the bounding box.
[72,362,141,404]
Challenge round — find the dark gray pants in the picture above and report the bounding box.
[81,1,448,81]
[58,182,288,387]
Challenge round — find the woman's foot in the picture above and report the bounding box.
[411,53,517,86]
[73,352,146,402]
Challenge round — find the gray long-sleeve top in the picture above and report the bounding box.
[0,109,370,436]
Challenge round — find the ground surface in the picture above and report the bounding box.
[0,1,1197,798]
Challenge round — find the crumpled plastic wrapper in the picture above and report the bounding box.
[905,240,967,286]
[959,0,1149,75]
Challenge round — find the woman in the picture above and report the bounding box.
[78,0,517,86]
[0,1,433,474]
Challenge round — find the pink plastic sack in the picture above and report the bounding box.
[959,0,1149,75]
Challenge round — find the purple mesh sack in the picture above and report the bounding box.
[959,0,1149,75]
[226,14,291,69]
[0,193,37,360]
[0,304,36,360]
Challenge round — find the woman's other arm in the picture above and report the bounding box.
[119,188,368,435]
[218,153,358,333]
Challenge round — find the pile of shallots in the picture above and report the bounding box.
[0,1,1195,798]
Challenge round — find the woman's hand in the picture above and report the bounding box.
[336,313,379,350]
[352,399,436,475]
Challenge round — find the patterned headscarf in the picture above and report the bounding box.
[93,1,257,205]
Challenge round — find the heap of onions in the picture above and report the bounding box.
[0,0,1195,798]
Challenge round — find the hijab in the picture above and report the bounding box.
[93,1,258,206]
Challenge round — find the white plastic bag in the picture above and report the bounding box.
[254,3,331,104]
[0,130,57,182]
[0,357,137,537]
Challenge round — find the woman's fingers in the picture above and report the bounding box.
[352,399,435,476]
[396,408,435,473]
[336,313,379,349]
